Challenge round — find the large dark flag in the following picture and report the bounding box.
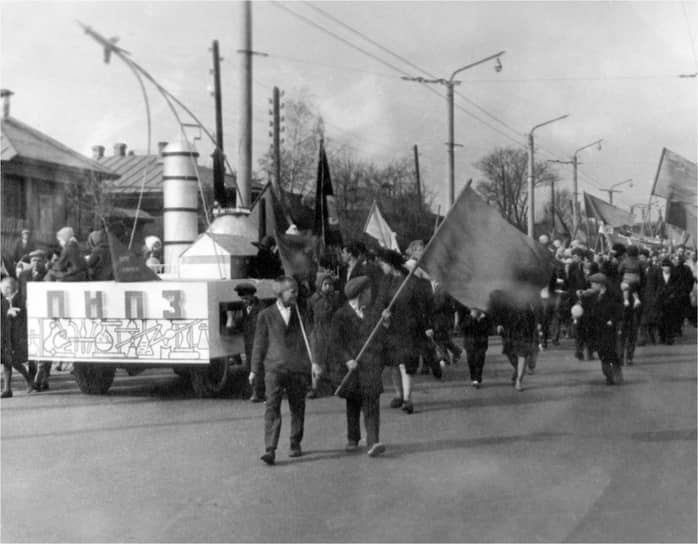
[274,229,321,279]
[107,232,160,282]
[419,185,554,310]
[651,148,697,241]
[313,141,343,247]
[583,192,634,229]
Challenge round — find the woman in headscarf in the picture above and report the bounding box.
[45,226,87,282]
[307,271,339,398]
[86,230,113,281]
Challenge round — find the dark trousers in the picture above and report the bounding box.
[619,313,639,364]
[346,393,380,448]
[264,371,308,452]
[466,347,486,382]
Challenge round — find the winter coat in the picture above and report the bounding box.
[585,289,622,362]
[51,239,87,281]
[459,310,490,350]
[308,289,339,369]
[641,265,661,325]
[330,302,385,398]
[1,293,27,364]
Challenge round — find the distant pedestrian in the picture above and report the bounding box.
[330,276,387,457]
[249,276,319,465]
[1,277,34,398]
[459,306,490,388]
[12,228,36,267]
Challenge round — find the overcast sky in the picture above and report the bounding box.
[2,0,696,215]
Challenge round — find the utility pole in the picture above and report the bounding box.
[272,86,282,193]
[237,0,253,208]
[211,40,226,208]
[572,154,579,233]
[401,50,506,207]
[600,178,632,206]
[413,144,422,204]
[550,178,556,233]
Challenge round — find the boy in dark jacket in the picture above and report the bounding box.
[1,278,34,398]
[330,276,387,457]
[459,306,490,388]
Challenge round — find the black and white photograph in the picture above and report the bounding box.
[1,1,696,542]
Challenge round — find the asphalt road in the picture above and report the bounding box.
[2,329,696,543]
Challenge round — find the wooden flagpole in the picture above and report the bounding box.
[334,180,472,396]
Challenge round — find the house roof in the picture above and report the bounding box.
[0,116,118,177]
[99,152,264,195]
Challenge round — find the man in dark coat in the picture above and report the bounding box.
[226,282,265,402]
[458,306,490,388]
[249,276,319,465]
[86,230,113,281]
[330,276,386,457]
[12,228,36,267]
[583,273,624,385]
[656,258,681,344]
[639,254,661,345]
[1,277,34,398]
[251,235,283,279]
[18,250,50,390]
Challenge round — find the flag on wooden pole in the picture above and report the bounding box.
[419,185,554,310]
[313,139,343,248]
[363,200,400,251]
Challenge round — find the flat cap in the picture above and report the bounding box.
[588,272,607,285]
[344,275,371,300]
[234,282,257,295]
[661,258,672,267]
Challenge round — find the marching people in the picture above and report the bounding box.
[458,305,490,388]
[330,276,387,457]
[226,282,265,402]
[249,276,320,465]
[581,273,624,385]
[1,277,34,398]
[374,248,431,414]
[428,278,463,367]
[306,272,339,398]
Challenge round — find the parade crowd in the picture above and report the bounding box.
[1,225,697,466]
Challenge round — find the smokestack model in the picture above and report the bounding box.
[162,140,199,268]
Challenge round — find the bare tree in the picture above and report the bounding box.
[475,146,558,232]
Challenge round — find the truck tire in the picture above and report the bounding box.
[190,359,231,398]
[73,364,116,394]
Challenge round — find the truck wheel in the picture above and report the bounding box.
[190,359,231,398]
[73,364,116,394]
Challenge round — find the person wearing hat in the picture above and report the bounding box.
[582,273,624,385]
[374,248,431,414]
[656,258,680,345]
[44,226,87,282]
[307,272,339,398]
[17,249,50,389]
[12,228,36,268]
[638,249,661,345]
[249,276,319,465]
[227,282,265,402]
[251,235,282,279]
[1,277,35,398]
[330,275,387,457]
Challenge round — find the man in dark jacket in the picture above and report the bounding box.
[1,277,34,398]
[12,228,36,267]
[249,276,319,465]
[330,276,386,457]
[458,306,490,388]
[656,258,681,344]
[86,230,113,281]
[226,282,265,401]
[583,273,623,385]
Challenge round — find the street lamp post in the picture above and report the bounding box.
[571,139,603,234]
[402,50,506,207]
[527,114,569,238]
[600,178,633,205]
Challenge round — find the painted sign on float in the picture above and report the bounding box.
[26,281,210,364]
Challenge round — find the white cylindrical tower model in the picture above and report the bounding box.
[162,140,200,270]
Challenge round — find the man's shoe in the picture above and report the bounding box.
[345,441,360,453]
[401,400,414,414]
[288,446,302,458]
[260,451,275,465]
[1,391,12,399]
[367,443,386,457]
[389,397,403,409]
[472,380,480,389]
